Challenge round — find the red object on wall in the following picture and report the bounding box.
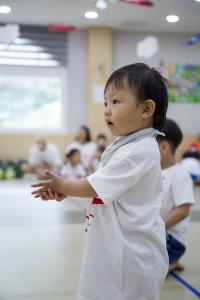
[48,24,78,32]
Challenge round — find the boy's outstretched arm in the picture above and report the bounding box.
[31,170,97,199]
[163,203,192,230]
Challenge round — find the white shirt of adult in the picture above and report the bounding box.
[77,137,169,300]
[65,141,97,169]
[29,143,62,166]
[160,163,195,244]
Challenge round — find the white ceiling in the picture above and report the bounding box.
[0,0,200,34]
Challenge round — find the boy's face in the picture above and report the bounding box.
[104,82,153,136]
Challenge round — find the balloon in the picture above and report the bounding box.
[136,35,159,59]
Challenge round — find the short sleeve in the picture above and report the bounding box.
[87,158,138,205]
[87,142,157,205]
[172,169,195,207]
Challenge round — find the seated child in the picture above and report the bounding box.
[88,146,106,174]
[157,119,195,272]
[60,148,86,180]
[181,151,200,184]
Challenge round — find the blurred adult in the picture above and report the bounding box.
[21,137,62,178]
[65,125,97,170]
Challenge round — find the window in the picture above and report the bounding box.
[0,66,67,133]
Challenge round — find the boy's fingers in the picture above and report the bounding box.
[31,187,48,195]
[56,193,66,202]
[43,191,51,200]
[55,192,59,201]
[55,192,62,202]
[34,195,40,198]
[31,182,48,188]
[48,188,55,199]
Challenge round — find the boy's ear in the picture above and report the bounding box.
[142,99,155,118]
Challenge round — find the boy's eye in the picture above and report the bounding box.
[104,102,107,107]
[113,100,119,104]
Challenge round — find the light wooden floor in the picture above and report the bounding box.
[0,180,199,300]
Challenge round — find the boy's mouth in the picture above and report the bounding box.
[106,120,114,128]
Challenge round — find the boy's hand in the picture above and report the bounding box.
[31,169,65,198]
[37,189,66,202]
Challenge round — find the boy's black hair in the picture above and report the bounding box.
[104,63,168,130]
[157,119,183,153]
[66,149,80,159]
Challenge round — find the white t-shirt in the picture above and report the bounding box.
[160,164,195,244]
[181,157,200,177]
[65,141,97,169]
[77,137,168,300]
[60,163,86,180]
[28,143,62,166]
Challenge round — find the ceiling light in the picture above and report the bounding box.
[195,0,200,2]
[0,6,11,14]
[96,0,108,9]
[84,11,98,19]
[166,15,179,23]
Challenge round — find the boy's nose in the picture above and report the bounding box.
[104,105,111,116]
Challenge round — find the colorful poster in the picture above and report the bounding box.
[164,64,200,103]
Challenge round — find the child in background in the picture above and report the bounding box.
[188,134,200,154]
[157,119,195,272]
[181,151,200,184]
[31,63,169,300]
[95,133,108,148]
[88,146,106,174]
[60,148,86,180]
[65,126,97,171]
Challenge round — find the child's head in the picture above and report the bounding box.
[76,125,91,143]
[35,137,47,151]
[66,149,81,166]
[96,134,108,148]
[157,119,183,162]
[104,63,168,136]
